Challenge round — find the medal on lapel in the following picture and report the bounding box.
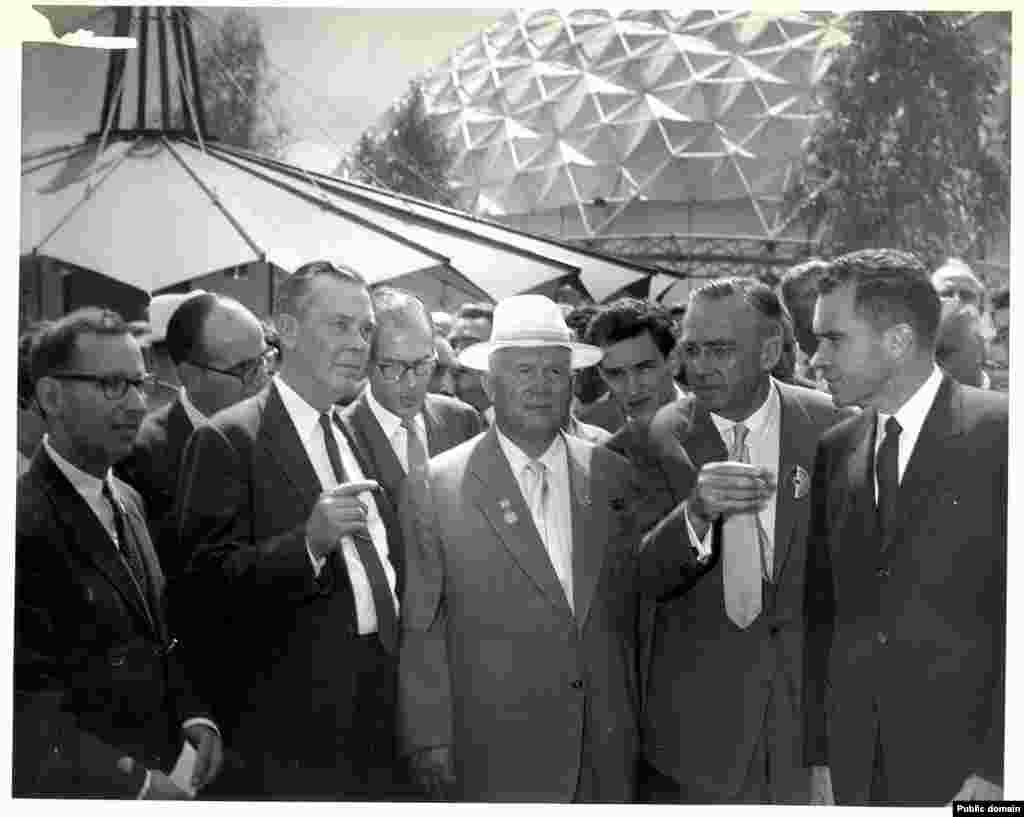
[499,498,518,525]
[791,465,810,500]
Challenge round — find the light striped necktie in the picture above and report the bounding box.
[721,423,769,628]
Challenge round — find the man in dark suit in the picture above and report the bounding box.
[117,293,270,578]
[583,298,689,533]
[804,248,1006,805]
[339,286,482,593]
[639,278,848,804]
[14,308,222,798]
[175,261,409,800]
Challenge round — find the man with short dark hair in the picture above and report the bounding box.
[15,308,222,799]
[338,286,483,594]
[176,261,410,799]
[117,293,271,577]
[640,277,848,804]
[805,248,1006,806]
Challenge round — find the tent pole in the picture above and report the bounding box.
[135,6,150,131]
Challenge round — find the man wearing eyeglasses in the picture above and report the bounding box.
[118,293,270,579]
[14,308,223,799]
[637,278,850,804]
[338,287,483,595]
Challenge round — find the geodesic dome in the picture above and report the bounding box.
[416,9,851,243]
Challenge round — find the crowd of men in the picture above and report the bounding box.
[13,249,1008,805]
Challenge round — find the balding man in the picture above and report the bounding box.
[117,293,271,578]
[931,258,986,310]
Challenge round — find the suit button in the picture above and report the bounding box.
[876,567,890,578]
[877,632,888,646]
[571,679,583,690]
[769,625,780,636]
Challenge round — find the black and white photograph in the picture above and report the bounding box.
[7,3,1015,808]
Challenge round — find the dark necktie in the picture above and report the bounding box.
[101,479,157,631]
[318,411,399,653]
[876,416,902,541]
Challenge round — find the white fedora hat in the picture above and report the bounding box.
[459,294,603,372]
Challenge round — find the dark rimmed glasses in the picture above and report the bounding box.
[375,355,437,382]
[187,348,275,386]
[49,372,158,401]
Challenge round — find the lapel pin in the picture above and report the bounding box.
[499,498,518,525]
[791,465,810,500]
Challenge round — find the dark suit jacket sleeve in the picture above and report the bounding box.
[802,436,835,768]
[13,517,148,797]
[396,474,453,757]
[176,421,324,610]
[978,434,1007,785]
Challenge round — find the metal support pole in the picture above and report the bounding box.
[135,6,150,131]
[157,7,171,131]
[181,9,209,141]
[99,6,132,134]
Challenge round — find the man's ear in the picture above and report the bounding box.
[275,314,299,350]
[882,323,914,361]
[34,376,62,421]
[760,331,783,373]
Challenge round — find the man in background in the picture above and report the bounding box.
[935,300,989,389]
[448,302,494,415]
[117,293,271,578]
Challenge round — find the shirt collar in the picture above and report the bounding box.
[274,375,330,441]
[365,386,425,440]
[878,364,944,441]
[494,426,566,476]
[178,387,205,427]
[42,434,111,502]
[709,377,780,444]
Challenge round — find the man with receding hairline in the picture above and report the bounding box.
[117,293,271,578]
[176,261,410,799]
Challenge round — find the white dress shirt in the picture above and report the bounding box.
[274,377,399,634]
[365,387,429,473]
[42,435,218,797]
[687,380,782,562]
[495,429,575,611]
[874,364,944,496]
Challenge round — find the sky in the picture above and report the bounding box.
[21,3,508,171]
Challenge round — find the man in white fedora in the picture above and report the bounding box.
[397,294,703,802]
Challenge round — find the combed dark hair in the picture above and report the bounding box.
[18,322,51,409]
[819,248,939,346]
[563,303,601,340]
[583,297,676,358]
[991,286,1010,311]
[368,286,434,359]
[689,277,794,342]
[780,258,830,309]
[30,308,131,384]
[274,260,367,319]
[165,292,219,366]
[455,302,494,322]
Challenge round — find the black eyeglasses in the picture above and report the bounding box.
[375,355,436,382]
[50,372,157,401]
[188,349,275,386]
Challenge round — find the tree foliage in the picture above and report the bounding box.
[351,81,458,207]
[788,12,1009,268]
[194,10,290,156]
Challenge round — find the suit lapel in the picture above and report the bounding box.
[771,385,819,580]
[566,436,603,631]
[338,395,403,516]
[675,398,729,468]
[117,483,169,642]
[885,376,962,549]
[167,398,195,448]
[259,383,323,502]
[422,395,445,455]
[36,450,158,637]
[467,430,573,619]
[843,409,878,546]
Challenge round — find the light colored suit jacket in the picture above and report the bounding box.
[398,428,641,801]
